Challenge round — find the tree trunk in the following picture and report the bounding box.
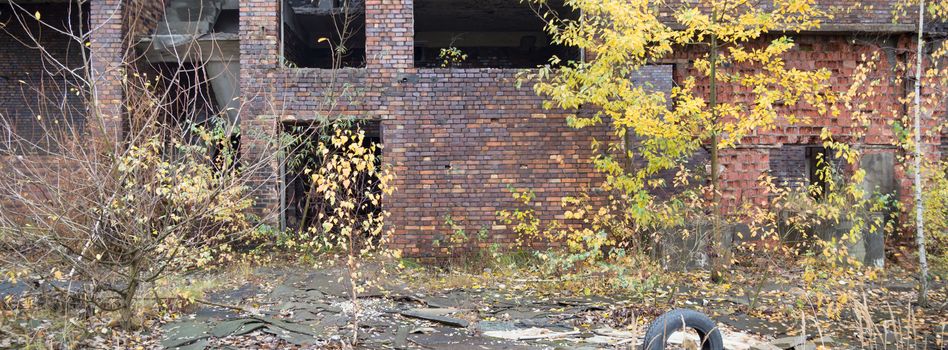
[121,260,142,330]
[708,29,728,283]
[913,0,930,307]
[348,228,361,345]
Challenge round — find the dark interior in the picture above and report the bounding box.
[413,0,579,68]
[283,121,382,232]
[282,0,366,68]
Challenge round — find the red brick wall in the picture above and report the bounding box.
[89,0,124,140]
[1,0,170,224]
[387,70,608,255]
[233,0,939,255]
[665,33,943,215]
[89,0,168,141]
[239,0,608,256]
[658,0,915,30]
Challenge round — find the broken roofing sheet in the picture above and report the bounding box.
[155,267,784,350]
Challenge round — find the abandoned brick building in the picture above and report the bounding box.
[0,0,945,257]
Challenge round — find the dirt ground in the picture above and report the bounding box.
[2,260,946,350]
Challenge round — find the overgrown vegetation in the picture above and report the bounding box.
[506,0,947,294]
[282,122,397,344]
[0,0,946,348]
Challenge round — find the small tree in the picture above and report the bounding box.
[898,0,947,306]
[0,1,283,328]
[523,0,835,281]
[287,123,395,345]
[911,0,930,306]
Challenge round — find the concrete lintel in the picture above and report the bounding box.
[138,34,239,63]
[280,115,384,123]
[290,7,367,16]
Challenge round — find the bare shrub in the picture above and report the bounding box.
[0,1,283,329]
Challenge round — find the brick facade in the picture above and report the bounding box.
[89,0,168,140]
[233,0,942,256]
[1,0,169,216]
[237,0,609,255]
[663,33,944,213]
[2,0,945,257]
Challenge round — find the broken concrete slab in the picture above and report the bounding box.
[591,327,636,339]
[477,321,520,333]
[497,308,550,320]
[161,314,322,349]
[400,309,471,328]
[279,301,342,313]
[408,307,468,316]
[793,342,817,350]
[409,329,539,350]
[769,335,807,349]
[423,295,463,308]
[394,325,409,349]
[716,313,791,336]
[160,321,212,349]
[155,265,788,349]
[210,319,258,338]
[482,327,582,341]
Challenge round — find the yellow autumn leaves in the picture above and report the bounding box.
[302,124,395,253]
[521,0,839,244]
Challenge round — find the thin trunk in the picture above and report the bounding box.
[709,29,727,283]
[298,176,318,237]
[913,0,929,306]
[748,269,771,311]
[121,260,142,329]
[348,228,360,345]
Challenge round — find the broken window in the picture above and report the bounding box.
[769,146,810,190]
[769,145,846,198]
[282,120,382,232]
[213,9,239,34]
[806,146,836,199]
[281,0,366,69]
[413,0,579,68]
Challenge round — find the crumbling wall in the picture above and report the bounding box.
[664,33,942,216]
[656,0,914,30]
[237,0,938,256]
[239,0,609,256]
[1,0,170,225]
[89,0,169,138]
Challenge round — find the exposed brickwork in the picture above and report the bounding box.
[942,128,948,162]
[88,0,124,139]
[388,70,608,255]
[3,1,943,257]
[228,0,944,255]
[1,0,170,220]
[0,154,81,217]
[237,0,607,255]
[89,0,168,140]
[658,0,915,30]
[665,33,943,213]
[769,145,812,190]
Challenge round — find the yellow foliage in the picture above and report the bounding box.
[112,126,253,270]
[291,123,396,256]
[521,0,837,238]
